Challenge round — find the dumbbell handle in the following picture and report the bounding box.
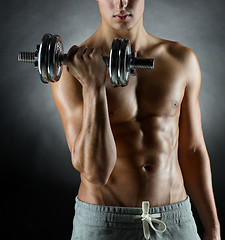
[131,58,154,69]
[58,54,110,68]
[58,54,154,70]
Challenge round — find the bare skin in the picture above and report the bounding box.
[74,34,188,207]
[51,0,220,239]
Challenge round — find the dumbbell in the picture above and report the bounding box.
[18,33,154,87]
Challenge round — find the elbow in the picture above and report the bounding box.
[71,150,109,186]
[81,161,110,185]
[71,142,114,186]
[71,155,84,175]
[75,164,109,186]
[84,174,109,186]
[71,144,82,172]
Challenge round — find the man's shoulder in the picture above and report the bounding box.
[149,35,200,85]
[161,38,200,84]
[160,37,199,74]
[144,34,196,63]
[160,37,196,63]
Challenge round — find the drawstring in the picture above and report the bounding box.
[134,201,167,240]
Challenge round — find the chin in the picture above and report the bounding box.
[112,22,135,31]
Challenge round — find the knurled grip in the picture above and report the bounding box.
[131,58,154,69]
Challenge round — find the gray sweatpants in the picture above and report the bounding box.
[71,195,201,240]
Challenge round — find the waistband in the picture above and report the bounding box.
[74,195,193,229]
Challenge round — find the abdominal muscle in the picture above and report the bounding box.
[77,116,187,208]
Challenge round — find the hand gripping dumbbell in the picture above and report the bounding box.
[18,33,154,87]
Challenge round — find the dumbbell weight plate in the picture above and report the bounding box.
[38,33,52,84]
[118,39,130,87]
[47,35,64,83]
[109,39,122,87]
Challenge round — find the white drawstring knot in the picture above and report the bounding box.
[134,201,167,239]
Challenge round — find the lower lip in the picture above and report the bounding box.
[114,15,131,21]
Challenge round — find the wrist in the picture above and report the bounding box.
[82,81,106,100]
[81,75,105,90]
[82,80,105,93]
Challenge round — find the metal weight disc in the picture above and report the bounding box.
[119,39,131,87]
[47,36,56,82]
[38,33,52,83]
[55,36,64,80]
[109,39,122,87]
[47,35,64,83]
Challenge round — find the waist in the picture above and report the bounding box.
[78,156,186,207]
[74,195,193,229]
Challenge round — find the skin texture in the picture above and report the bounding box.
[51,0,220,239]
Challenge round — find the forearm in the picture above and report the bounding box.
[72,84,117,185]
[179,146,220,231]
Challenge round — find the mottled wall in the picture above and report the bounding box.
[1,0,224,239]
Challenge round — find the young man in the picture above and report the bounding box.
[51,0,220,239]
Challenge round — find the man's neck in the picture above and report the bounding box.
[94,17,150,53]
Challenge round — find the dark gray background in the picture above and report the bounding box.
[1,0,224,239]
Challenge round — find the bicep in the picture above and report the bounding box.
[51,65,83,152]
[178,48,205,155]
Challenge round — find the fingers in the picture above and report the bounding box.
[67,45,79,63]
[83,47,94,60]
[91,47,101,57]
[76,46,88,60]
[66,45,102,74]
[67,45,95,62]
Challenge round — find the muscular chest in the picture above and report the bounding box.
[105,56,186,122]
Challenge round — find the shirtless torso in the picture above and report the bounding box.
[50,1,220,237]
[79,34,187,207]
[52,33,189,208]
